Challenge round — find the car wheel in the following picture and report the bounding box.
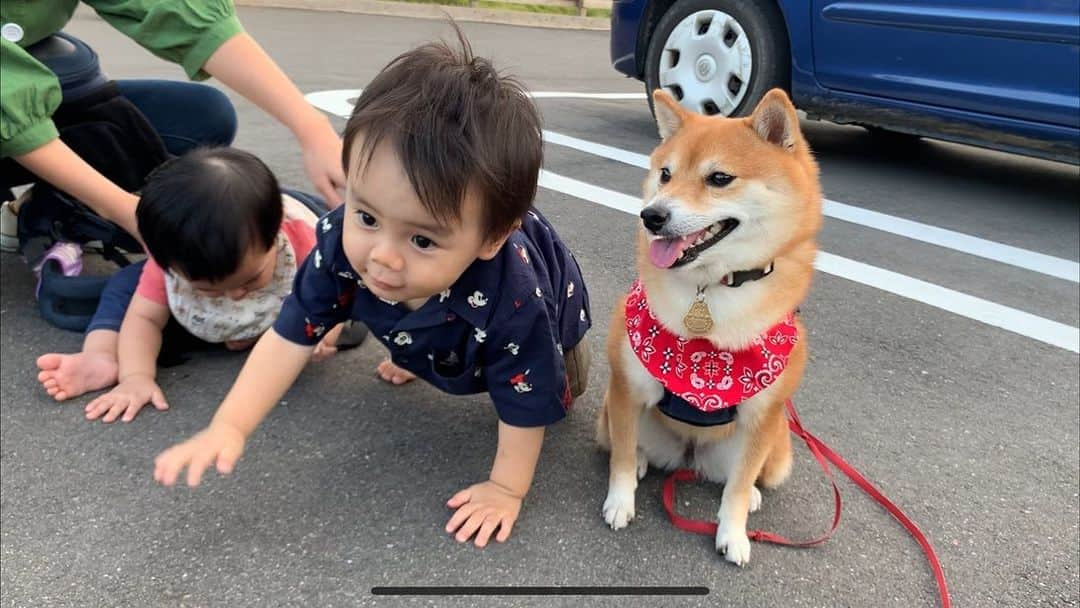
[644,0,789,119]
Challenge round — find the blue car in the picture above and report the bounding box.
[611,0,1080,163]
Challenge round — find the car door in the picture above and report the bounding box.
[810,0,1080,128]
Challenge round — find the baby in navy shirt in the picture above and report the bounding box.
[155,32,592,547]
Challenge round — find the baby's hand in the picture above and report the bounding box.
[311,323,344,362]
[224,338,258,351]
[154,423,246,487]
[84,374,168,423]
[445,480,523,547]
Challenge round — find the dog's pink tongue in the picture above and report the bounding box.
[648,234,693,268]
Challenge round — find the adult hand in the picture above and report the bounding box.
[115,191,142,245]
[200,34,347,207]
[13,138,143,243]
[298,114,346,208]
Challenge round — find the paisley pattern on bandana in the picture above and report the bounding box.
[625,280,797,412]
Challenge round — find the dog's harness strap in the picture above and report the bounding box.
[661,399,951,608]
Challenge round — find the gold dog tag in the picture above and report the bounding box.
[683,289,714,335]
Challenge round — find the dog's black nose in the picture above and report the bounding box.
[640,206,670,233]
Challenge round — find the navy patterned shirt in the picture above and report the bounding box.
[274,206,592,427]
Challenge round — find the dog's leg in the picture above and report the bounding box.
[599,391,652,475]
[595,391,611,451]
[695,437,764,514]
[758,413,793,488]
[639,409,688,474]
[602,374,642,530]
[713,421,775,567]
[598,392,651,478]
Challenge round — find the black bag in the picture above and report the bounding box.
[2,33,169,331]
[17,80,167,267]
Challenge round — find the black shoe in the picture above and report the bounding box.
[335,320,369,351]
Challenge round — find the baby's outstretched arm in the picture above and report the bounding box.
[154,329,313,487]
[445,421,544,547]
[84,295,169,423]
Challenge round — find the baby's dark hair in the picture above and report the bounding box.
[342,26,543,241]
[136,147,283,283]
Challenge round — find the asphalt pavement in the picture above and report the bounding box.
[2,7,1078,608]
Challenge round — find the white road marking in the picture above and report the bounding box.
[544,131,651,168]
[305,89,645,119]
[306,89,360,119]
[816,252,1079,353]
[542,130,1080,283]
[530,92,647,99]
[307,89,1080,352]
[539,170,1080,353]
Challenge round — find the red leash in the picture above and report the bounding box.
[662,399,951,608]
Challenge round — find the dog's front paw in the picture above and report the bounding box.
[602,485,636,530]
[716,524,752,566]
[749,486,762,513]
[636,450,649,480]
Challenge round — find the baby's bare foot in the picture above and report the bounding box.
[36,352,118,401]
[376,359,416,385]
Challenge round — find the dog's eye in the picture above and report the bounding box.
[659,168,671,184]
[707,172,735,187]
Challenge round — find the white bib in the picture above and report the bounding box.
[164,230,299,343]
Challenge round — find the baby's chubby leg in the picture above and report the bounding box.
[38,258,141,402]
[37,329,120,401]
[376,359,416,385]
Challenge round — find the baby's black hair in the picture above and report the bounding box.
[137,147,283,283]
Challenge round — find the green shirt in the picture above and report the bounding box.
[0,0,243,158]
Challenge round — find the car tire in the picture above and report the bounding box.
[644,0,789,120]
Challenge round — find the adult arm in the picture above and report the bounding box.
[89,1,345,204]
[1,38,140,236]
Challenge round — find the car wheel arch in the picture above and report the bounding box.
[637,0,794,115]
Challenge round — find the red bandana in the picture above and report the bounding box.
[625,280,798,413]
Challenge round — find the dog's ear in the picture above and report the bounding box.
[750,89,800,150]
[653,89,687,140]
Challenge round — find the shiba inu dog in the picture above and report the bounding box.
[596,89,822,566]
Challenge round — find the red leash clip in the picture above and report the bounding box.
[661,399,951,608]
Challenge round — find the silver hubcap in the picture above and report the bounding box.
[695,54,716,81]
[659,10,753,116]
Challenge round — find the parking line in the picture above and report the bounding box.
[307,90,1080,351]
[542,131,1080,283]
[531,92,647,100]
[307,92,1077,282]
[539,170,1080,353]
[816,252,1079,353]
[306,90,645,121]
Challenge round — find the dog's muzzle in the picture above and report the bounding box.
[640,204,670,234]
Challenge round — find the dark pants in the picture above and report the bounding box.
[115,79,237,156]
[84,260,144,334]
[1,79,237,194]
